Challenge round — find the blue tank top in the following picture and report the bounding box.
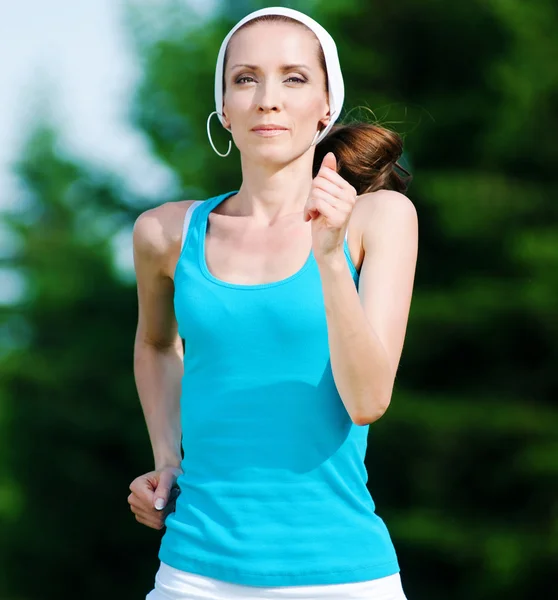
[158,191,400,586]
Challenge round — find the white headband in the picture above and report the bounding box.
[213,6,344,145]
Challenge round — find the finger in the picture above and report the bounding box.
[305,189,333,220]
[128,489,177,512]
[129,500,170,525]
[129,501,160,521]
[159,488,179,511]
[129,501,176,528]
[128,493,154,512]
[129,472,157,496]
[310,187,343,209]
[312,178,345,202]
[129,473,154,492]
[154,472,178,511]
[320,152,337,173]
[128,493,142,508]
[311,198,340,223]
[129,476,143,494]
[133,511,165,530]
[129,480,156,506]
[316,165,355,194]
[310,189,354,226]
[303,202,320,222]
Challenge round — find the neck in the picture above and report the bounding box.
[223,150,316,225]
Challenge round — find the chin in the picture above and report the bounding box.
[247,146,292,164]
[240,138,310,165]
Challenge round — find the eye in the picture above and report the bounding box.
[234,75,307,84]
[235,76,255,84]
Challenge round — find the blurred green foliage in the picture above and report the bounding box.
[0,1,556,598]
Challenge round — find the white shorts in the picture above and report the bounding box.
[145,561,408,600]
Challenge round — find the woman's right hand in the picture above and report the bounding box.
[128,465,183,530]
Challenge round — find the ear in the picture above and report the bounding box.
[221,115,230,130]
[318,115,331,132]
[318,104,332,131]
[221,104,231,130]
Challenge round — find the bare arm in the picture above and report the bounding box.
[133,205,184,470]
[318,190,418,425]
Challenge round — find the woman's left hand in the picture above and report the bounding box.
[303,152,358,263]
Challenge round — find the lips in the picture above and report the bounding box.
[252,125,288,131]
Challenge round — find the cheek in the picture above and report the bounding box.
[223,91,247,119]
[225,100,252,143]
[295,98,326,129]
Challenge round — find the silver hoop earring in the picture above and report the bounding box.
[310,130,321,147]
[207,111,232,157]
[311,110,338,146]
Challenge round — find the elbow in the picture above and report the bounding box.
[135,328,183,354]
[351,395,392,426]
[353,375,395,426]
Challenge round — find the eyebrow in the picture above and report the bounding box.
[229,63,311,72]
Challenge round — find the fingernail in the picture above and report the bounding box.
[155,498,165,510]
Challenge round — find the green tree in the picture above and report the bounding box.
[0,126,162,598]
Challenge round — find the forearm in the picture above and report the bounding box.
[134,338,184,470]
[318,253,394,425]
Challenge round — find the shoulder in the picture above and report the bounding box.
[354,189,417,223]
[352,189,418,246]
[133,200,198,274]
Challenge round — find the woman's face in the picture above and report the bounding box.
[222,21,330,164]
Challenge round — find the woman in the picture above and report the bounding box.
[128,6,418,600]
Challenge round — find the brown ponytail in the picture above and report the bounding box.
[312,122,412,195]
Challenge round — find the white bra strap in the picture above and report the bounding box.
[181,200,204,252]
[345,226,349,243]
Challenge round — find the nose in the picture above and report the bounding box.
[256,78,281,113]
